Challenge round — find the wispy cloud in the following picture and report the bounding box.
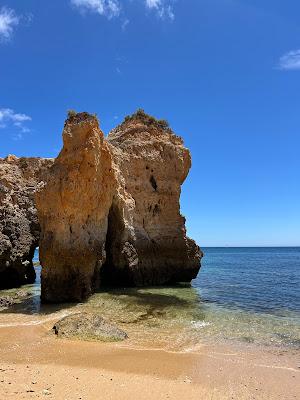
[279,49,300,71]
[0,7,20,41]
[0,108,32,138]
[145,0,174,20]
[70,0,121,19]
[121,18,129,31]
[70,0,175,22]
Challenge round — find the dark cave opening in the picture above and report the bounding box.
[150,175,157,191]
[100,200,135,287]
[0,242,37,290]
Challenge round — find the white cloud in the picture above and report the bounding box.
[0,7,20,41]
[145,0,174,20]
[146,0,160,7]
[121,18,129,31]
[279,50,300,71]
[70,0,121,19]
[71,0,175,22]
[0,108,32,136]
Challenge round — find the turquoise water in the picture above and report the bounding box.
[0,247,299,350]
[197,247,300,316]
[190,247,300,349]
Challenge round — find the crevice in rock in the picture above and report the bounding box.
[153,204,160,216]
[26,242,38,284]
[150,175,157,191]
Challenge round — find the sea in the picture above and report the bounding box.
[0,247,299,351]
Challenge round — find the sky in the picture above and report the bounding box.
[0,0,299,247]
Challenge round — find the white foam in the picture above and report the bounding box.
[191,321,211,329]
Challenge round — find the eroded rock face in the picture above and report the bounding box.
[36,113,116,302]
[0,155,53,289]
[102,112,202,286]
[36,111,202,302]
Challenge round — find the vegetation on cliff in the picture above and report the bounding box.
[119,109,171,132]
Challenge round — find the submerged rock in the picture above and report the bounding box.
[103,110,202,286]
[53,312,128,341]
[0,290,31,309]
[0,296,15,308]
[0,155,53,289]
[36,113,116,303]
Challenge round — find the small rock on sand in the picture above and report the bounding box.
[52,312,128,342]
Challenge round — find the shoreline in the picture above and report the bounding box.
[0,320,299,399]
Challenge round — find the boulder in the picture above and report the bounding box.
[0,155,53,289]
[36,113,116,303]
[53,312,128,341]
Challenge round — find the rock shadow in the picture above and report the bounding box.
[0,294,75,316]
[96,283,204,311]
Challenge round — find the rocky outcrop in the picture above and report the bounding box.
[102,110,202,286]
[0,155,53,289]
[53,312,128,341]
[36,110,202,303]
[36,113,116,303]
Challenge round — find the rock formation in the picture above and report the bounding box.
[33,110,202,302]
[36,113,116,303]
[102,110,202,286]
[1,111,202,301]
[0,155,53,289]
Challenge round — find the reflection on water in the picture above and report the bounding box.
[0,248,299,351]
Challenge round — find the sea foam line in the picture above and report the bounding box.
[0,311,72,328]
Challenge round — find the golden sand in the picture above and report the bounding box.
[0,318,299,400]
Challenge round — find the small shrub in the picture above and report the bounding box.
[157,119,169,129]
[67,109,77,119]
[119,109,170,131]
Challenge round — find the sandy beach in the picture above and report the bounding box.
[0,319,299,400]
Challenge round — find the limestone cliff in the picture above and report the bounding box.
[0,155,53,289]
[35,110,202,302]
[36,113,116,302]
[103,110,202,286]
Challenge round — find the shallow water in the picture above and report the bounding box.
[0,247,299,351]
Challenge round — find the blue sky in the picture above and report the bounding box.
[0,0,299,246]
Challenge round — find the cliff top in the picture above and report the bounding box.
[115,109,171,132]
[65,109,171,133]
[65,111,97,126]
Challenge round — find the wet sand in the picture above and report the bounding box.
[0,319,299,400]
